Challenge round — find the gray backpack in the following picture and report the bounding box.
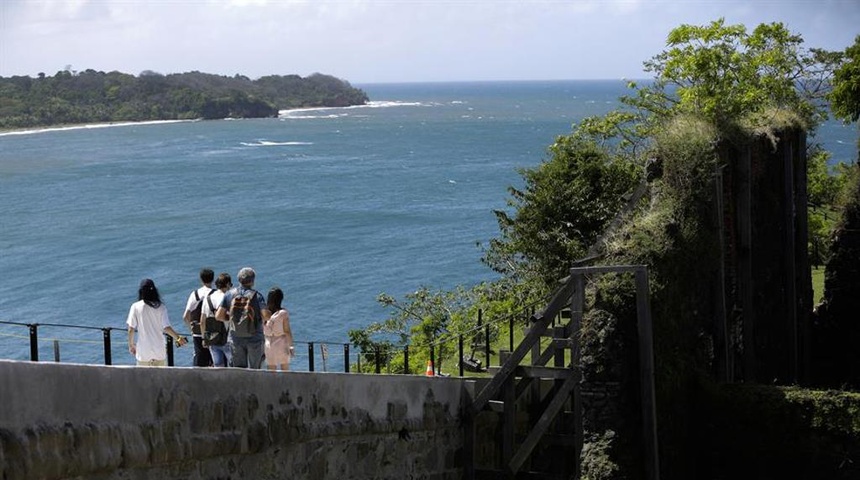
[230,289,258,337]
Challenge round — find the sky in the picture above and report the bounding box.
[0,0,858,84]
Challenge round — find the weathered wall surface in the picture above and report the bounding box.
[0,360,469,480]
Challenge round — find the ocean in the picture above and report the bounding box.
[0,80,856,370]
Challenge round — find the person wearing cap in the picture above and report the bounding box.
[127,278,187,366]
[215,267,271,369]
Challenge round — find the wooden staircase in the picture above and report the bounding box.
[464,265,659,480]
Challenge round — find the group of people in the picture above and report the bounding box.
[125,267,294,370]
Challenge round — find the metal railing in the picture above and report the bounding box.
[0,303,549,375]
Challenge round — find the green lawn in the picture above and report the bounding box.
[812,266,825,305]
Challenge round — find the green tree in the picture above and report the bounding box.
[626,19,832,129]
[348,286,477,374]
[0,70,368,129]
[806,147,851,265]
[828,34,860,164]
[485,130,639,290]
[829,35,860,125]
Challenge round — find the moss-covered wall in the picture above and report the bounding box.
[581,120,819,479]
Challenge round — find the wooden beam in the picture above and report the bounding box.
[636,268,660,480]
[471,278,576,414]
[738,148,757,382]
[783,137,798,383]
[570,271,585,480]
[508,367,580,473]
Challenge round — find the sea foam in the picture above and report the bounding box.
[240,140,314,147]
[0,119,193,137]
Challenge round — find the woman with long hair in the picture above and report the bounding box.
[263,286,294,371]
[127,278,187,366]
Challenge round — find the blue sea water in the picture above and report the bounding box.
[0,80,856,369]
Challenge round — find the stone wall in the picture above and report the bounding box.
[0,360,469,480]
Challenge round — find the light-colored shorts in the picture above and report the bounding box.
[137,358,167,367]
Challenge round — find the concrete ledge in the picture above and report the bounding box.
[0,360,468,479]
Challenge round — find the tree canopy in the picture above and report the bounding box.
[627,19,836,131]
[0,69,369,129]
[829,35,860,125]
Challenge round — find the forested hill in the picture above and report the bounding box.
[0,70,370,129]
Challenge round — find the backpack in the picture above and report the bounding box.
[203,291,228,346]
[187,289,205,335]
[230,289,258,338]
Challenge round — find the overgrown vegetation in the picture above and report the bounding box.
[692,383,860,479]
[0,69,368,129]
[349,21,860,478]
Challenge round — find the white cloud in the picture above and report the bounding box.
[1,0,858,82]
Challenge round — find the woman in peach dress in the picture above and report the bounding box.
[264,287,294,371]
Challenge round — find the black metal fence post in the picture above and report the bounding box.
[485,324,491,368]
[403,345,409,374]
[308,342,315,372]
[374,347,381,374]
[166,335,174,366]
[28,324,38,361]
[344,343,350,373]
[459,334,464,377]
[430,346,436,376]
[103,328,112,365]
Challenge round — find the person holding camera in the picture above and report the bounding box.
[127,278,187,366]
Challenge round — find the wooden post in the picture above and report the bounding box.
[738,148,757,381]
[570,270,585,479]
[783,138,798,383]
[794,132,812,384]
[713,166,731,382]
[635,267,660,480]
[502,374,516,476]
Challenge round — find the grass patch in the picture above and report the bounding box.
[812,266,825,304]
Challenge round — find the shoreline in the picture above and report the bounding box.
[0,102,408,136]
[0,119,198,137]
[0,102,375,136]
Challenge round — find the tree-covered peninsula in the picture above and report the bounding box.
[0,69,369,129]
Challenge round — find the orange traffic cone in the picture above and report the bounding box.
[425,359,435,377]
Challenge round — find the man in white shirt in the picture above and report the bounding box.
[183,268,214,367]
[201,272,233,367]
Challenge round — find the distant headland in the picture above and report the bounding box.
[0,70,369,130]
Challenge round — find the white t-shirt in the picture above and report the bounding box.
[184,286,213,336]
[126,300,171,362]
[201,289,225,323]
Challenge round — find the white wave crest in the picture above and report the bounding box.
[280,113,346,120]
[240,140,313,147]
[278,100,428,119]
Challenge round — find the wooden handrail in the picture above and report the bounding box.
[470,274,578,414]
